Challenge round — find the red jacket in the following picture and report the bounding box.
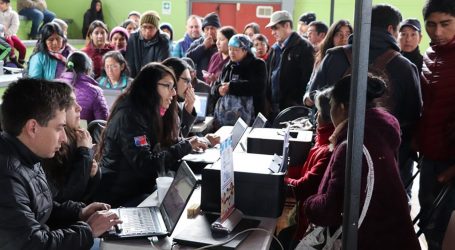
[81,43,113,79]
[418,36,455,161]
[304,108,420,250]
[285,123,334,239]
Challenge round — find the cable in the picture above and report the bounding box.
[192,227,284,250]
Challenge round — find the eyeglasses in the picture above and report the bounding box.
[141,25,156,31]
[158,82,176,91]
[179,77,192,85]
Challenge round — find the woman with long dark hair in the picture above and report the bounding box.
[82,0,104,39]
[95,63,201,207]
[27,22,73,80]
[81,20,113,78]
[58,51,108,123]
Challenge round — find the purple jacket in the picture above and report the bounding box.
[304,108,420,250]
[59,72,109,123]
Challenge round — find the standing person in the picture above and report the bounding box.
[182,56,211,93]
[160,22,175,52]
[42,90,100,203]
[212,34,266,126]
[304,75,420,250]
[109,26,129,56]
[82,0,103,39]
[398,18,423,74]
[0,78,121,249]
[297,12,316,38]
[94,63,205,207]
[17,0,55,39]
[306,21,328,51]
[126,10,170,77]
[243,22,260,41]
[417,0,455,249]
[265,10,314,119]
[58,51,109,123]
[186,12,221,80]
[27,22,73,80]
[172,15,202,58]
[252,33,270,61]
[0,0,26,68]
[81,20,113,79]
[97,50,132,90]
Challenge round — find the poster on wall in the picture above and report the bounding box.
[162,1,171,15]
[220,136,235,222]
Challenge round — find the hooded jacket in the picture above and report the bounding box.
[0,133,93,250]
[304,108,421,250]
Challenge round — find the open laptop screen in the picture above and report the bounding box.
[160,162,197,232]
[194,92,208,122]
[231,117,248,149]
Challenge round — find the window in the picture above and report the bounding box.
[256,6,273,18]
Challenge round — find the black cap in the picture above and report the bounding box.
[202,12,221,30]
[399,18,421,32]
[299,12,316,25]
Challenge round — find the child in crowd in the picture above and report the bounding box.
[0,0,26,68]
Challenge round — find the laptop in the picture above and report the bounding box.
[194,92,209,123]
[104,161,197,239]
[268,127,290,173]
[237,113,268,152]
[182,117,248,164]
[103,89,123,108]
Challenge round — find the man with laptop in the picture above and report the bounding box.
[0,79,121,249]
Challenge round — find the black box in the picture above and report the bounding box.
[201,153,285,218]
[247,128,313,166]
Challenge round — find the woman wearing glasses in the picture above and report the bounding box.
[97,51,132,90]
[95,63,204,207]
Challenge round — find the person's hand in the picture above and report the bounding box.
[86,210,122,237]
[189,136,208,152]
[184,87,196,113]
[205,133,220,146]
[218,83,229,96]
[203,36,214,49]
[303,93,314,107]
[90,160,99,177]
[76,129,93,149]
[80,202,111,221]
[437,165,455,184]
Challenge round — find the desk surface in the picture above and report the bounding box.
[100,187,276,250]
[190,116,214,134]
[0,73,22,87]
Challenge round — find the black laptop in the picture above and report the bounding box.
[104,161,197,239]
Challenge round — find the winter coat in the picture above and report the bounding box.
[304,108,421,250]
[59,72,109,123]
[0,133,93,250]
[96,98,192,207]
[0,7,19,36]
[172,33,197,58]
[17,0,47,12]
[81,43,113,79]
[126,31,170,77]
[417,36,455,161]
[28,45,72,80]
[186,36,218,80]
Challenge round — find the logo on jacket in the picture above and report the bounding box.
[134,135,149,147]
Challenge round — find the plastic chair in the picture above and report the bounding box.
[87,119,107,144]
[272,106,311,128]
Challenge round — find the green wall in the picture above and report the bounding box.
[293,0,430,49]
[46,0,188,40]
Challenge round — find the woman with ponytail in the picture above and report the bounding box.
[58,51,108,123]
[27,22,73,80]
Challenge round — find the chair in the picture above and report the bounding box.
[87,119,107,144]
[272,106,311,128]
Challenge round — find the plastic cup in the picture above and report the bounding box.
[156,177,173,204]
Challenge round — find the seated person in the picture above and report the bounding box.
[81,20,113,79]
[17,0,55,39]
[0,78,121,249]
[109,26,129,56]
[278,88,334,249]
[97,50,132,90]
[42,90,100,203]
[94,63,206,207]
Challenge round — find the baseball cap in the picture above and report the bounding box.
[266,10,293,28]
[399,18,421,32]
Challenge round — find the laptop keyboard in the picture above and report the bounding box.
[120,207,162,235]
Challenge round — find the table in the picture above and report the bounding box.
[0,73,22,87]
[190,116,214,134]
[100,187,277,250]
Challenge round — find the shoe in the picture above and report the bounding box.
[10,57,24,68]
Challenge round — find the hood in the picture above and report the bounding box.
[348,27,400,60]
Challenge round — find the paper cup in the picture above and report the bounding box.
[156,177,173,204]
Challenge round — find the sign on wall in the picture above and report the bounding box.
[162,1,171,15]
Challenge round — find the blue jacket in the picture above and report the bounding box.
[28,51,58,80]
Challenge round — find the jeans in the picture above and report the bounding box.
[418,158,455,250]
[18,8,55,37]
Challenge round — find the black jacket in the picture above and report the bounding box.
[126,31,170,77]
[97,98,192,207]
[0,133,92,250]
[186,36,218,80]
[212,52,267,116]
[266,32,314,112]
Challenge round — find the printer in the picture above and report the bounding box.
[201,153,285,218]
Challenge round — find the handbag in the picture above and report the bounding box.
[296,141,375,250]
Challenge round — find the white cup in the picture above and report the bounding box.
[156,177,173,204]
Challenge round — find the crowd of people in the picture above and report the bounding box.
[0,0,454,249]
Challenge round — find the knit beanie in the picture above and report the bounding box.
[109,26,129,41]
[140,11,160,28]
[202,12,221,30]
